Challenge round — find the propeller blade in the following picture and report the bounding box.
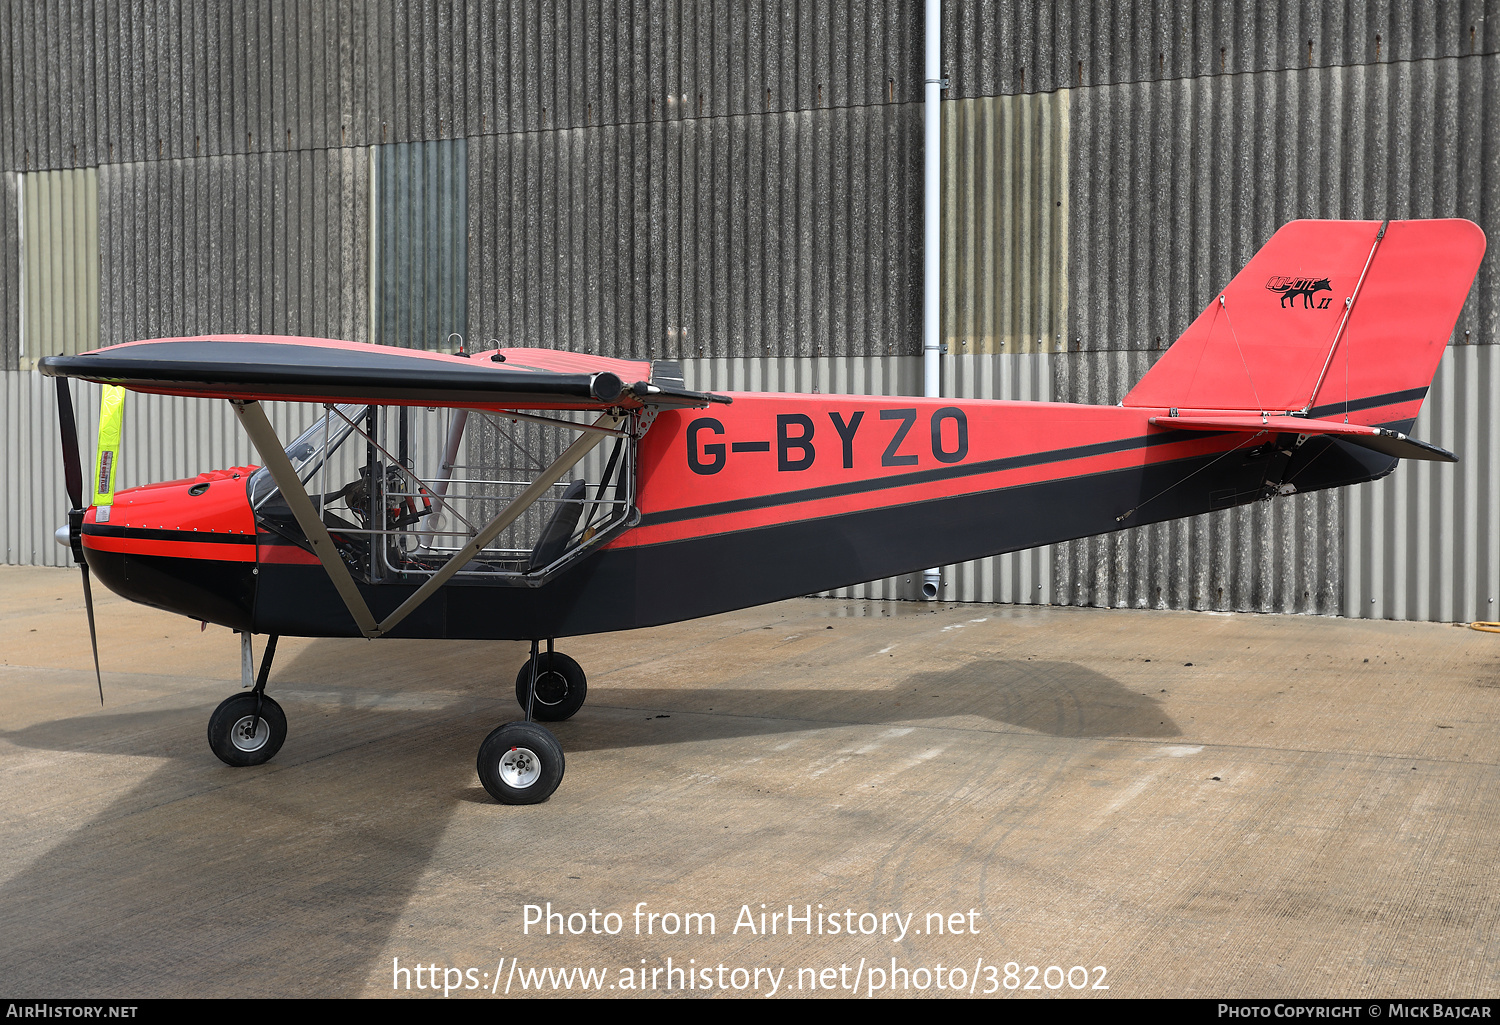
[55,376,103,704]
[54,375,84,511]
[80,563,104,705]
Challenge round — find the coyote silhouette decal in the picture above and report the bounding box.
[1266,275,1334,309]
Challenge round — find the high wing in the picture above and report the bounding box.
[38,335,728,410]
[39,334,726,644]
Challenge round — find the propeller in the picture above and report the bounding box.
[54,376,104,705]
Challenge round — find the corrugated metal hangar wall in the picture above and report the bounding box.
[1,2,1497,623]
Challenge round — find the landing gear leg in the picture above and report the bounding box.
[208,633,287,767]
[479,639,566,804]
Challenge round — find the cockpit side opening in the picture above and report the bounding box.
[247,403,637,586]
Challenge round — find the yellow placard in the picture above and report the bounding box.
[93,385,125,506]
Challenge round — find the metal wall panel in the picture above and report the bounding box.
[453,0,922,133]
[1346,345,1500,623]
[1048,348,1344,614]
[944,0,1499,98]
[0,1,922,173]
[98,149,370,345]
[1,172,17,368]
[941,353,1059,604]
[1067,56,1500,352]
[942,91,1069,354]
[0,371,319,567]
[469,105,922,361]
[0,0,383,170]
[18,167,99,365]
[682,354,921,401]
[1049,483,1346,614]
[374,139,467,350]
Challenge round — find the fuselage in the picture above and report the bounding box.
[81,391,1406,640]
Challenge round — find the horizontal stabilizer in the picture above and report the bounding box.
[1150,413,1455,463]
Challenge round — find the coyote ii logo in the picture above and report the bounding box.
[1265,275,1334,309]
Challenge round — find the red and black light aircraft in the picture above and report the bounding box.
[39,218,1486,804]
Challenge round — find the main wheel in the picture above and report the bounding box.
[515,651,587,722]
[477,721,565,804]
[207,693,287,767]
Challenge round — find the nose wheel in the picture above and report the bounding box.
[208,633,286,767]
[208,692,287,766]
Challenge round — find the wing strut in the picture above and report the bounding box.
[232,399,621,639]
[372,413,622,635]
[234,400,382,636]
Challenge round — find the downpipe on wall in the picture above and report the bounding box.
[921,0,943,602]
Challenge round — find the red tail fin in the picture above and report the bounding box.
[1123,219,1486,421]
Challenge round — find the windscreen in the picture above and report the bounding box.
[246,403,369,512]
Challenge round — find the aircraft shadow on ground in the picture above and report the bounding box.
[1,652,1180,760]
[561,658,1181,752]
[0,646,1174,995]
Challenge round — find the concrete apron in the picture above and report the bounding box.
[1,565,1497,998]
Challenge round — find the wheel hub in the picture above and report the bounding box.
[500,746,542,788]
[533,670,568,706]
[230,714,271,753]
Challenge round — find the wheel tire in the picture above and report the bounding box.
[207,693,288,767]
[477,721,565,804]
[515,651,587,722]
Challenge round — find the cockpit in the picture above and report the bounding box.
[247,403,635,585]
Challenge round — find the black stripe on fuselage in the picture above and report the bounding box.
[641,427,1220,528]
[83,524,256,544]
[641,387,1429,530]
